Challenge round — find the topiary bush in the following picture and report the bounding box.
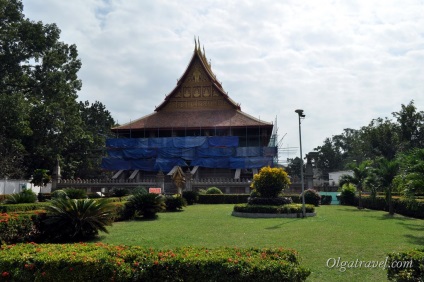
[301,189,321,206]
[339,183,356,205]
[205,187,223,194]
[3,189,37,204]
[165,195,187,211]
[182,191,199,205]
[251,166,291,198]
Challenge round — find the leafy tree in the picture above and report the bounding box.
[395,148,424,198]
[31,169,51,193]
[0,0,115,179]
[392,100,424,151]
[285,157,302,180]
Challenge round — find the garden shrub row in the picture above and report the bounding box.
[387,248,424,281]
[354,196,424,219]
[0,202,51,213]
[0,243,310,281]
[233,204,315,214]
[198,194,250,204]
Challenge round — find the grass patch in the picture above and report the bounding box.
[99,205,424,281]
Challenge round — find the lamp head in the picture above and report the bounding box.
[295,109,305,117]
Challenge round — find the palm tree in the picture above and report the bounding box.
[42,198,116,242]
[350,161,372,209]
[374,158,399,215]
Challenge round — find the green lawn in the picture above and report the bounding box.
[99,205,424,281]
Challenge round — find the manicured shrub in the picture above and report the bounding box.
[250,189,261,197]
[3,189,37,204]
[38,198,115,242]
[248,197,293,206]
[233,203,315,214]
[182,191,199,205]
[339,183,356,205]
[0,243,311,281]
[357,196,424,219]
[320,195,332,205]
[0,203,50,213]
[251,166,291,198]
[165,195,187,211]
[125,193,166,219]
[51,189,68,199]
[283,194,302,203]
[387,248,424,281]
[301,189,321,206]
[205,187,223,194]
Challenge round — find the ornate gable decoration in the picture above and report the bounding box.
[156,39,240,112]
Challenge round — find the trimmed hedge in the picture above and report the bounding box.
[198,194,250,204]
[0,243,310,281]
[387,248,424,281]
[354,196,424,219]
[234,204,315,214]
[248,197,293,206]
[0,203,51,213]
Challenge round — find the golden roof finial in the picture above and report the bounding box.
[194,36,197,50]
[197,37,201,52]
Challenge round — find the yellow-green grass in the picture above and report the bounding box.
[99,205,424,281]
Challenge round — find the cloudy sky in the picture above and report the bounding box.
[22,0,424,163]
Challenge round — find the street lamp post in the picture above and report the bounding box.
[295,109,306,218]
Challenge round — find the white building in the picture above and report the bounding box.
[328,170,354,186]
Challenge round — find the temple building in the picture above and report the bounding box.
[102,40,278,194]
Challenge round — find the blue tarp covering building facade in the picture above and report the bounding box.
[102,136,277,173]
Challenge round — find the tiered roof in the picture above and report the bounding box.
[113,40,272,131]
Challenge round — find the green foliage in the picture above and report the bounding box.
[198,194,250,204]
[387,248,424,281]
[51,189,68,199]
[205,186,223,194]
[165,195,187,211]
[182,191,199,205]
[247,197,293,206]
[233,204,315,214]
[4,189,37,204]
[0,213,36,244]
[0,0,115,179]
[112,187,129,200]
[395,148,424,197]
[39,198,115,242]
[339,183,356,205]
[301,189,321,206]
[125,193,166,219]
[320,195,332,205]
[0,243,310,282]
[131,186,148,195]
[63,188,87,199]
[357,196,424,219]
[251,166,291,198]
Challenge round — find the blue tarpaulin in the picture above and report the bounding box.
[102,136,276,172]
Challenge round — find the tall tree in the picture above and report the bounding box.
[1,0,115,179]
[392,100,424,151]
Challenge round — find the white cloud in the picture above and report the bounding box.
[21,0,424,162]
